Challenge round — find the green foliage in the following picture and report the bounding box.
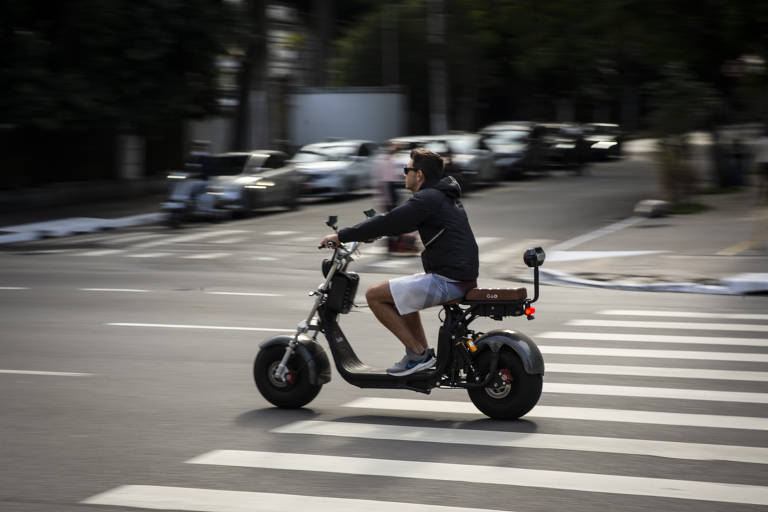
[0,0,230,132]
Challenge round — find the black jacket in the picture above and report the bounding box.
[338,177,479,281]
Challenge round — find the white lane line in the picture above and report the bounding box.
[343,397,768,431]
[251,256,277,261]
[600,309,768,321]
[474,236,503,246]
[567,319,768,332]
[132,229,248,249]
[205,291,282,297]
[0,286,28,290]
[552,216,645,251]
[544,382,768,404]
[110,232,162,244]
[181,252,231,259]
[272,420,768,464]
[264,230,300,236]
[127,252,172,258]
[546,363,768,382]
[540,345,768,362]
[211,237,246,244]
[106,322,292,332]
[187,450,768,506]
[0,369,93,377]
[82,485,496,512]
[76,249,124,256]
[80,288,149,293]
[538,331,768,347]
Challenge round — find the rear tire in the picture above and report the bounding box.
[254,345,322,408]
[467,348,542,419]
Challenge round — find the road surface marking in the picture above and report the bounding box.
[538,331,768,347]
[0,369,93,377]
[127,252,172,258]
[0,286,28,290]
[263,230,300,236]
[106,322,292,332]
[132,229,247,249]
[568,319,768,332]
[599,309,768,321]
[76,249,124,256]
[80,288,149,293]
[717,240,757,256]
[272,420,768,464]
[552,216,645,251]
[186,450,768,505]
[181,252,231,259]
[540,345,768,362]
[82,485,496,512]
[543,382,768,403]
[546,363,768,382]
[204,291,282,297]
[210,237,246,244]
[343,397,768,430]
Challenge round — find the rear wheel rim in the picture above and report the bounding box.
[485,368,514,398]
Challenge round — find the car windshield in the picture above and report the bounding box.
[485,130,528,144]
[312,144,359,160]
[209,155,251,176]
[291,151,329,163]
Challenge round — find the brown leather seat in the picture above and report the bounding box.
[463,287,527,302]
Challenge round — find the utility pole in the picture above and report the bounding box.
[427,0,447,134]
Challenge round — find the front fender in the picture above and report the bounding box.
[474,329,545,375]
[260,335,332,385]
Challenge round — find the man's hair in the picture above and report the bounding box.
[411,147,445,183]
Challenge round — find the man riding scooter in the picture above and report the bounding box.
[320,148,479,376]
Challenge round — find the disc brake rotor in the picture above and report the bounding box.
[485,368,513,399]
[267,361,295,388]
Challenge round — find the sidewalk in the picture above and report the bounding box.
[523,182,768,295]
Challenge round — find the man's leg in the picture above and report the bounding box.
[365,281,428,354]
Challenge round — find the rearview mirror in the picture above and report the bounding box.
[523,247,546,268]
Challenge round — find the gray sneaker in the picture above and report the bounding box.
[386,348,436,376]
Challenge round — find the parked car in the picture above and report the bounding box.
[196,150,301,218]
[533,122,588,172]
[582,123,622,160]
[479,121,545,178]
[291,140,378,197]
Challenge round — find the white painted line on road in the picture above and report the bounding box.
[272,420,768,464]
[0,369,93,377]
[544,382,768,404]
[540,345,768,362]
[106,322,292,332]
[132,229,247,249]
[263,230,300,236]
[76,249,124,256]
[187,450,768,505]
[205,291,282,297]
[211,237,246,244]
[546,363,768,382]
[82,485,496,512]
[0,286,28,290]
[80,288,149,293]
[343,397,768,430]
[181,252,231,259]
[127,252,172,258]
[110,232,162,244]
[547,250,667,262]
[538,331,768,347]
[474,236,503,246]
[552,216,645,251]
[568,319,768,332]
[600,309,768,321]
[251,256,277,261]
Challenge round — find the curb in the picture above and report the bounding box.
[537,269,768,296]
[0,213,165,244]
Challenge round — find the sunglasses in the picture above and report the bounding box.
[403,167,418,175]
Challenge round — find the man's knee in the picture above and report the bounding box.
[366,281,392,305]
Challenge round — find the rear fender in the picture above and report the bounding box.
[474,329,544,375]
[260,335,331,385]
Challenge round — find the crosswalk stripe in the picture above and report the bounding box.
[181,252,231,259]
[132,229,247,249]
[544,382,768,403]
[600,309,768,321]
[342,397,768,430]
[568,319,768,332]
[272,420,768,464]
[540,345,768,362]
[80,288,149,293]
[106,322,292,332]
[127,252,172,258]
[0,369,93,377]
[186,450,768,505]
[538,331,768,347]
[76,249,124,256]
[546,363,768,382]
[82,485,497,512]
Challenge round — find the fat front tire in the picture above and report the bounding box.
[467,348,542,420]
[254,345,322,409]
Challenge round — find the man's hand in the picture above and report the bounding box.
[319,233,340,249]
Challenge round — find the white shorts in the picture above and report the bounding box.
[389,273,468,315]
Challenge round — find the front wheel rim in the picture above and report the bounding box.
[267,361,295,388]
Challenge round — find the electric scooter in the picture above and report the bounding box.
[253,212,546,419]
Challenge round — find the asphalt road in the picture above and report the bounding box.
[1,158,767,512]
